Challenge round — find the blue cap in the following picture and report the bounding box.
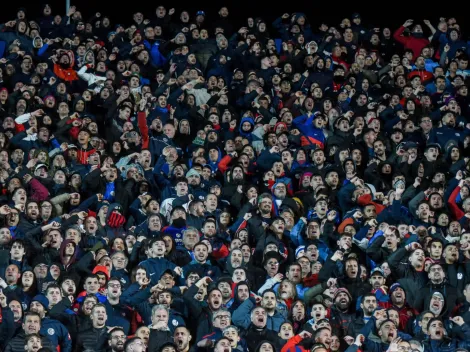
[196,11,205,17]
[32,294,49,310]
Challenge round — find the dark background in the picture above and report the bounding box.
[2,1,464,35]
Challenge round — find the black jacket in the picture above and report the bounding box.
[241,324,284,352]
[74,327,108,352]
[148,329,173,352]
[5,331,54,352]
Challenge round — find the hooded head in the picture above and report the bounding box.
[59,239,78,265]
[239,117,254,137]
[33,36,43,49]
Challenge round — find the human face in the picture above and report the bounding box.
[112,252,127,269]
[369,274,385,289]
[316,329,332,349]
[214,311,231,329]
[214,339,231,352]
[429,294,444,314]
[21,270,34,287]
[91,306,107,327]
[61,279,76,296]
[23,315,41,334]
[25,335,42,352]
[84,277,100,294]
[9,300,22,321]
[287,265,301,283]
[174,327,192,350]
[428,320,445,340]
[252,308,267,328]
[311,304,326,321]
[361,296,377,315]
[428,265,444,283]
[334,292,350,310]
[208,290,222,310]
[150,240,166,257]
[261,292,276,311]
[232,269,246,283]
[391,287,405,306]
[379,321,397,343]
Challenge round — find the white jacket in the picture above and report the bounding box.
[77,65,106,93]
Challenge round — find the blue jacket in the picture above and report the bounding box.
[232,297,285,332]
[103,301,133,335]
[111,268,131,290]
[40,317,72,352]
[139,257,177,285]
[121,283,185,332]
[144,40,168,67]
[428,125,467,148]
[182,261,221,281]
[0,306,15,351]
[292,114,327,148]
[422,326,470,352]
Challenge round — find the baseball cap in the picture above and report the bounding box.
[370,267,385,277]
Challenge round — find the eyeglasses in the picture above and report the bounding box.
[111,335,126,340]
[215,315,230,320]
[108,284,121,289]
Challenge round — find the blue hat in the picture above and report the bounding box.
[32,294,49,311]
[389,283,402,295]
[196,11,205,17]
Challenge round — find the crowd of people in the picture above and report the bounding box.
[0,3,470,352]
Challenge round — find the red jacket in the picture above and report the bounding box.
[393,26,429,58]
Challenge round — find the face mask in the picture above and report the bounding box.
[107,210,125,228]
[172,217,186,228]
